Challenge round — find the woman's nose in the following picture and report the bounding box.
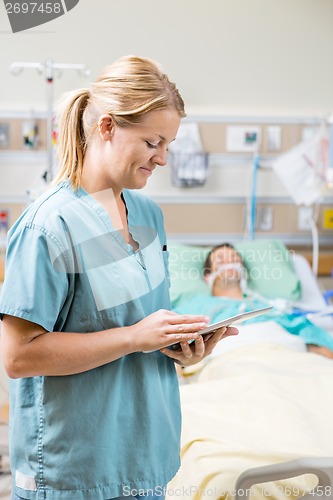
[152,149,168,166]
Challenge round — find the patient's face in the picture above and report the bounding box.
[210,247,243,285]
[211,247,242,271]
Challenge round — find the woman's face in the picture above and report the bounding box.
[99,108,181,192]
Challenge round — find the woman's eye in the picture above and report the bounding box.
[146,141,158,149]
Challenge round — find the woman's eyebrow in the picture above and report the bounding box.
[156,135,177,143]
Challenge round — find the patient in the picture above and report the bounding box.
[176,243,333,359]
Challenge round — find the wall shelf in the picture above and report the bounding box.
[0,151,47,164]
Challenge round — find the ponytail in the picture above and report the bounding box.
[53,88,90,189]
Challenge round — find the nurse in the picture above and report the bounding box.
[0,55,237,500]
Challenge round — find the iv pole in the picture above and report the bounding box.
[10,59,91,183]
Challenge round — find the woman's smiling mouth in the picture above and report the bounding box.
[140,166,154,175]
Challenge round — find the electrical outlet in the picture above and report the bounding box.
[267,126,281,152]
[298,206,313,230]
[0,123,9,148]
[256,207,273,231]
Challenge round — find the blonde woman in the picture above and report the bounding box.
[0,56,237,500]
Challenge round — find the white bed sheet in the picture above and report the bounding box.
[167,333,333,500]
[293,255,326,309]
[293,254,333,334]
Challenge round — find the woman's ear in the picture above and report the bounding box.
[97,114,114,141]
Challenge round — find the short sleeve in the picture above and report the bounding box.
[0,225,70,332]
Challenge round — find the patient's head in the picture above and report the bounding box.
[203,243,246,298]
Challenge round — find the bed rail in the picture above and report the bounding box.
[235,457,333,499]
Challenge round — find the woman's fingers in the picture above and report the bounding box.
[172,321,209,335]
[205,326,236,346]
[179,341,194,358]
[221,326,239,337]
[137,310,212,353]
[160,326,239,364]
[169,313,210,327]
[163,314,210,344]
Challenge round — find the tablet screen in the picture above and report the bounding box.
[169,306,273,351]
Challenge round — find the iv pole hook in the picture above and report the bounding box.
[9,59,90,183]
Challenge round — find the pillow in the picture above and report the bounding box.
[234,240,301,301]
[168,239,301,308]
[168,242,211,308]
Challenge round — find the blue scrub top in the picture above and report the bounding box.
[0,182,181,500]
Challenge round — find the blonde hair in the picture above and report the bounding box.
[54,55,186,189]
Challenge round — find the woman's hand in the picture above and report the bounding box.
[130,309,210,353]
[160,326,239,366]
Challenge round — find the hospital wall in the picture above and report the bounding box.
[0,0,333,272]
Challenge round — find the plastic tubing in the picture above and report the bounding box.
[250,154,259,240]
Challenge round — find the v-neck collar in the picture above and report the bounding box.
[70,184,141,258]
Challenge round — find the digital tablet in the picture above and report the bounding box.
[168,306,273,351]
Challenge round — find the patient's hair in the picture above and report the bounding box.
[54,55,186,189]
[203,243,239,277]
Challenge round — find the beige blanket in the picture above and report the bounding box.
[167,341,333,499]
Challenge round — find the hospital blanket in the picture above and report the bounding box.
[166,339,333,499]
[174,295,333,351]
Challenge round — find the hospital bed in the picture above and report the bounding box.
[0,244,332,500]
[166,240,333,500]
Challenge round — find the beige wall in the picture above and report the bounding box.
[161,202,333,239]
[0,0,333,115]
